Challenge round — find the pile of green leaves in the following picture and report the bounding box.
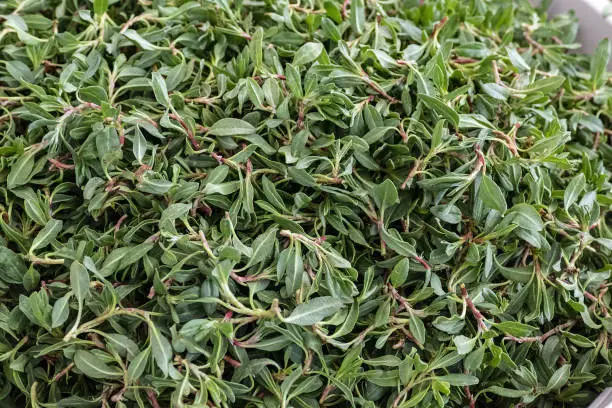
[0,0,611,407]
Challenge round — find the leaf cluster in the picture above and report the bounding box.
[0,0,610,407]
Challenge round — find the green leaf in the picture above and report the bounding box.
[244,228,277,268]
[494,321,536,337]
[506,204,543,231]
[546,364,570,391]
[128,348,150,381]
[132,126,147,163]
[79,86,108,106]
[208,118,256,136]
[380,228,417,258]
[436,374,479,386]
[123,29,156,50]
[495,256,533,283]
[478,174,507,213]
[458,114,494,130]
[349,0,365,34]
[364,355,402,367]
[285,243,304,294]
[409,313,426,345]
[22,265,40,291]
[390,258,410,287]
[73,350,123,379]
[6,61,35,83]
[30,219,63,254]
[99,247,129,277]
[51,293,71,328]
[523,76,565,94]
[149,323,172,377]
[507,48,530,71]
[418,94,459,128]
[159,203,191,234]
[399,357,413,385]
[362,126,395,145]
[70,261,90,303]
[372,179,399,211]
[246,78,266,108]
[7,152,35,189]
[330,301,359,339]
[564,173,585,209]
[482,386,530,398]
[284,297,344,325]
[453,335,477,355]
[591,39,610,87]
[431,204,462,224]
[464,346,485,372]
[433,316,464,335]
[293,42,324,66]
[0,246,27,284]
[93,0,109,15]
[399,389,428,407]
[96,127,120,158]
[150,72,170,108]
[482,83,510,100]
[363,369,399,387]
[285,64,303,98]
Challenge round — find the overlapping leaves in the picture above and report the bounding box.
[0,0,610,407]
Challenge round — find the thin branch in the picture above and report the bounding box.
[451,57,479,64]
[48,158,75,170]
[461,284,488,331]
[387,283,412,313]
[362,72,399,104]
[341,0,350,20]
[430,16,448,38]
[465,384,476,408]
[146,390,161,408]
[169,113,200,150]
[53,362,74,382]
[401,160,421,190]
[524,30,545,55]
[503,321,575,343]
[492,60,501,84]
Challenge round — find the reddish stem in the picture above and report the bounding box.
[223,355,242,368]
[53,362,75,382]
[401,160,420,190]
[584,291,598,302]
[48,158,75,170]
[341,0,350,19]
[461,284,488,331]
[430,16,448,38]
[387,283,411,313]
[362,73,399,104]
[414,255,431,270]
[146,390,161,408]
[114,215,127,231]
[296,103,305,130]
[503,321,575,343]
[230,271,260,284]
[524,31,545,55]
[169,113,200,150]
[465,384,476,408]
[320,384,334,404]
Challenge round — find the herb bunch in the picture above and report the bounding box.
[0,0,611,407]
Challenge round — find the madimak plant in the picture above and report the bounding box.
[0,0,610,407]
